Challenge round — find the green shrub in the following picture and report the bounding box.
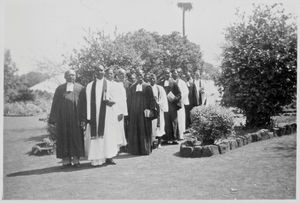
[13,88,35,102]
[4,90,53,116]
[4,102,43,116]
[190,105,235,145]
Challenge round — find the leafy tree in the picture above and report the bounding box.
[218,4,297,127]
[4,50,38,103]
[19,72,50,88]
[4,50,19,102]
[202,62,221,81]
[68,29,203,85]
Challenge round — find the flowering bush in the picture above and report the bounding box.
[190,105,235,145]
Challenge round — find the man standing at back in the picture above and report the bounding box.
[172,68,189,140]
[149,73,168,149]
[49,69,85,168]
[158,68,181,144]
[127,69,157,155]
[185,71,197,127]
[194,70,206,106]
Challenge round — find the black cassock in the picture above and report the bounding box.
[158,79,181,141]
[186,81,197,127]
[49,83,85,159]
[127,82,156,155]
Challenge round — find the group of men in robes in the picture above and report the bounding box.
[49,65,207,168]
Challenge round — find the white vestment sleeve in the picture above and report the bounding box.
[179,79,189,105]
[120,86,128,116]
[86,82,92,120]
[158,86,168,112]
[112,82,127,116]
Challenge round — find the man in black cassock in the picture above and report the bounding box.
[158,68,181,144]
[49,69,85,168]
[185,71,197,127]
[123,71,136,142]
[127,69,157,155]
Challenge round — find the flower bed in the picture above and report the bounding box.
[180,122,297,158]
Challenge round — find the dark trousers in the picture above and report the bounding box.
[124,116,129,141]
[162,110,178,141]
[185,104,192,128]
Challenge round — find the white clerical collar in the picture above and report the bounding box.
[66,82,74,92]
[164,80,169,86]
[136,83,143,92]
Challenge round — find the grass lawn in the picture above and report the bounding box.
[3,115,296,199]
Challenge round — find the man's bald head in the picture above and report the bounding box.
[116,68,126,82]
[64,69,76,83]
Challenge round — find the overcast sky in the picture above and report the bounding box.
[4,0,299,74]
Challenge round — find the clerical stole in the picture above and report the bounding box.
[90,79,107,138]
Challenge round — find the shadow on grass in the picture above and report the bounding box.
[114,153,139,159]
[6,163,108,177]
[173,151,202,159]
[25,134,49,142]
[267,141,296,158]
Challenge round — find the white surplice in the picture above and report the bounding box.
[85,79,126,165]
[151,84,168,140]
[177,78,189,139]
[114,81,128,145]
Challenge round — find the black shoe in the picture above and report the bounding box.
[72,163,80,168]
[61,163,72,169]
[172,141,179,145]
[161,140,168,145]
[106,159,116,165]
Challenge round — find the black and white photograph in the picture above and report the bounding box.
[1,0,298,200]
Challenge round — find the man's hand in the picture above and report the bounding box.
[105,100,115,107]
[199,87,205,93]
[118,114,124,121]
[80,121,86,131]
[48,121,55,126]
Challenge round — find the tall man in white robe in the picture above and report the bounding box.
[172,69,189,140]
[149,73,168,149]
[83,65,124,166]
[114,68,128,149]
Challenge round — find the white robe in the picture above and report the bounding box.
[84,79,126,165]
[151,84,168,140]
[177,78,189,139]
[114,82,128,144]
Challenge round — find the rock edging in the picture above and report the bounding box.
[179,122,297,158]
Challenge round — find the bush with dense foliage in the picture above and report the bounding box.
[217,4,297,127]
[190,105,235,145]
[68,29,205,85]
[4,102,43,116]
[4,90,53,116]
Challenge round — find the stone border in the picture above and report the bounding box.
[179,122,297,158]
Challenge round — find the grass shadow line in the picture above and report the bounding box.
[25,134,49,142]
[6,163,107,177]
[114,153,143,159]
